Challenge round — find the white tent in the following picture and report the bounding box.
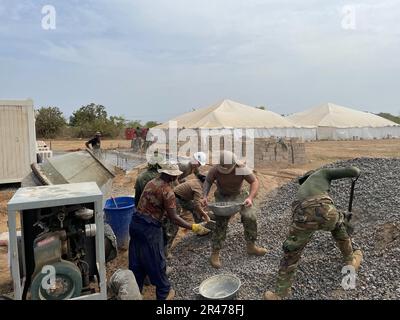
[287,103,400,140]
[156,99,315,139]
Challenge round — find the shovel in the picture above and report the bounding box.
[203,220,216,230]
[111,196,119,208]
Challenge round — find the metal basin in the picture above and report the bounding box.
[194,274,241,300]
[208,202,244,217]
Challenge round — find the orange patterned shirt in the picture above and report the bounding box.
[137,177,176,221]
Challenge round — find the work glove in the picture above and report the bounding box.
[191,223,211,236]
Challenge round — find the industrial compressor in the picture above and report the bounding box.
[7,182,108,300]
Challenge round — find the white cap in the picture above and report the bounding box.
[193,152,207,166]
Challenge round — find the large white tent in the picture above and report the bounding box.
[155,99,315,139]
[287,103,400,140]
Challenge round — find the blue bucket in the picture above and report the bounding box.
[104,197,135,249]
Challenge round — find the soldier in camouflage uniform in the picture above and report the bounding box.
[165,173,212,250]
[202,150,267,268]
[134,153,165,207]
[177,152,207,184]
[264,167,363,300]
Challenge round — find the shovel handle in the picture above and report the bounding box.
[111,197,118,208]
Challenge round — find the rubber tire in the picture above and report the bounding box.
[30,261,83,300]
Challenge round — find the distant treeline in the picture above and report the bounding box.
[377,113,400,124]
[34,104,400,139]
[35,103,160,139]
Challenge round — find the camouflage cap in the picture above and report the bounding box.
[157,163,183,176]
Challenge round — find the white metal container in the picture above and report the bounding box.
[0,99,37,184]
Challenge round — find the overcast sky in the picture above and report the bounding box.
[0,0,399,122]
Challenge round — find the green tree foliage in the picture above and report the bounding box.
[69,103,127,138]
[126,120,142,128]
[377,112,400,124]
[144,121,160,128]
[69,103,107,127]
[35,106,66,138]
[257,106,266,110]
[36,102,161,139]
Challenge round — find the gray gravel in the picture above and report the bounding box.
[169,157,400,300]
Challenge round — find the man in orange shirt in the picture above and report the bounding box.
[129,163,210,300]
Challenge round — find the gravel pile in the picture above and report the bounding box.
[169,158,400,300]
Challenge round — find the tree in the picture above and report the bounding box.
[69,103,118,137]
[144,121,160,128]
[35,107,66,138]
[257,106,266,110]
[69,103,108,127]
[126,120,142,128]
[377,112,400,124]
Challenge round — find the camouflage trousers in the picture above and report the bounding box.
[161,198,199,252]
[275,195,354,297]
[212,191,258,251]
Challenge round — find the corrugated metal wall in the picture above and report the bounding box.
[0,100,36,184]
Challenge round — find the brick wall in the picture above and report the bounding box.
[253,138,306,166]
[174,136,307,167]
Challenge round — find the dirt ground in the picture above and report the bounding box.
[1,138,399,299]
[43,139,131,152]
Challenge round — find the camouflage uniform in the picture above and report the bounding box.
[161,198,187,251]
[275,194,353,297]
[204,163,259,251]
[165,178,206,249]
[134,167,159,207]
[212,190,257,250]
[178,162,199,182]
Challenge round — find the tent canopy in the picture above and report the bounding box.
[287,103,398,128]
[156,99,295,129]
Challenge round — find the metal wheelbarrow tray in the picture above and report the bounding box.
[207,202,244,217]
[193,274,242,300]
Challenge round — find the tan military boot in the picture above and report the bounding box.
[348,249,363,271]
[263,291,281,300]
[247,242,268,256]
[264,288,291,300]
[166,288,175,300]
[210,250,221,269]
